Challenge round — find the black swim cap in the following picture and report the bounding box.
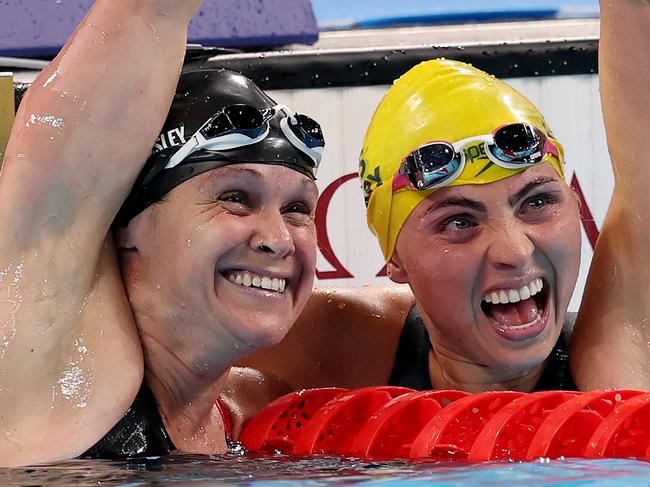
[115,69,321,226]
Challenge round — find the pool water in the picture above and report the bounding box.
[2,454,650,486]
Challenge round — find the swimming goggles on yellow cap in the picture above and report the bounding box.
[393,123,559,192]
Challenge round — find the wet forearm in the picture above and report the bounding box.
[8,0,203,203]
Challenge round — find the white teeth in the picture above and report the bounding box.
[243,274,252,287]
[483,278,544,304]
[508,289,520,303]
[225,271,286,293]
[261,276,272,290]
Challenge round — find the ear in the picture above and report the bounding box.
[386,251,409,284]
[113,205,156,251]
[113,221,139,252]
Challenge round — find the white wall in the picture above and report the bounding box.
[270,73,612,312]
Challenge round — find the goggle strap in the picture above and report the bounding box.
[392,173,412,192]
[543,138,559,159]
[272,103,295,120]
[165,136,201,169]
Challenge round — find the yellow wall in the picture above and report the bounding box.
[0,73,15,166]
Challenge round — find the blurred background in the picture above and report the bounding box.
[311,0,598,30]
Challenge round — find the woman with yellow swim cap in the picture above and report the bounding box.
[238,58,580,398]
[356,56,579,392]
[237,0,648,405]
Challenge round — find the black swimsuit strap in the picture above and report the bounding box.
[387,305,433,390]
[534,323,577,391]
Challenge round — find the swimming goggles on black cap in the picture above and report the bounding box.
[394,123,559,191]
[114,103,324,226]
[166,103,324,170]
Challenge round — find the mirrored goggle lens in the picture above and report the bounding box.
[403,143,462,189]
[490,123,544,164]
[288,114,325,149]
[202,104,266,138]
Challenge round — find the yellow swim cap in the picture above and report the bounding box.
[360,58,565,261]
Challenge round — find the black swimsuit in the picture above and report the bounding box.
[388,305,577,391]
[84,307,575,458]
[82,385,174,459]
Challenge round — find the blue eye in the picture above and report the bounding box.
[441,215,475,232]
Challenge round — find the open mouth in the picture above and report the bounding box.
[221,270,286,293]
[480,278,550,339]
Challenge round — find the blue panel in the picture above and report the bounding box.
[0,0,318,58]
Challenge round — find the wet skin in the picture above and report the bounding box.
[118,163,319,366]
[388,162,581,391]
[114,163,318,450]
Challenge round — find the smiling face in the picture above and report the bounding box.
[388,163,581,380]
[116,163,318,359]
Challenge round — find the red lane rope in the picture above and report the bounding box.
[240,387,650,461]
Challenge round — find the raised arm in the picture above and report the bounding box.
[571,0,650,390]
[0,0,202,466]
[3,0,202,221]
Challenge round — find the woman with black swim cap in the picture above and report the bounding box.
[0,0,324,465]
